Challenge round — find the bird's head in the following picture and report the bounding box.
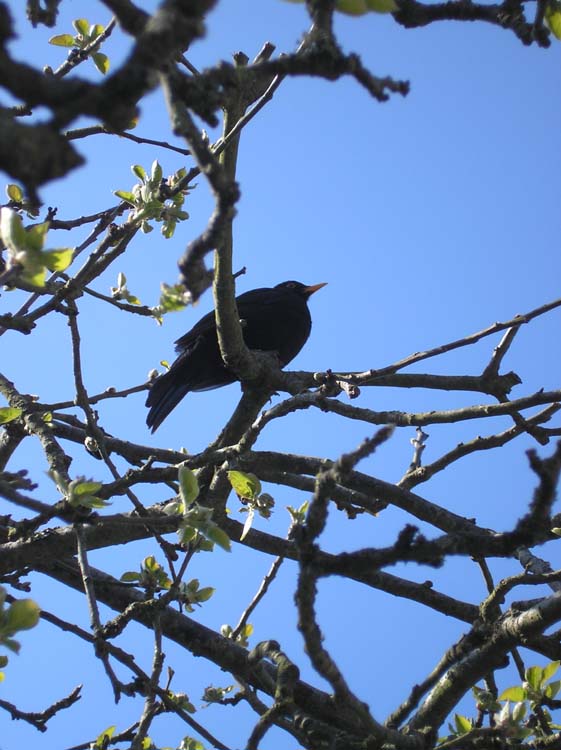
[276,280,328,299]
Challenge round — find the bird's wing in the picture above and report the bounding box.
[174,308,216,353]
[174,288,272,353]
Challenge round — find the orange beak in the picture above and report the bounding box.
[304,282,328,298]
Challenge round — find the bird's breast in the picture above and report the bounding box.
[240,299,311,366]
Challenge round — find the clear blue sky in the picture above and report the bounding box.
[2,2,561,749]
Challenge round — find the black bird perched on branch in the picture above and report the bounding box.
[146,280,327,432]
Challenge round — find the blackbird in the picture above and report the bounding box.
[146,280,326,432]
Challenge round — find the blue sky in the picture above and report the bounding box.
[1,2,561,749]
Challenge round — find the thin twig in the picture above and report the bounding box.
[64,124,191,156]
[66,299,179,576]
[231,549,287,641]
[0,686,82,732]
[51,18,117,79]
[482,326,520,379]
[353,295,561,382]
[75,523,123,700]
[131,616,164,749]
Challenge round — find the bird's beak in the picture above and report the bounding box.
[304,282,328,297]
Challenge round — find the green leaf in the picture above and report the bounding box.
[178,466,199,506]
[196,586,214,602]
[546,680,561,698]
[25,221,49,252]
[49,33,76,47]
[543,660,560,682]
[205,525,231,552]
[239,623,255,644]
[21,260,47,288]
[453,714,472,734]
[132,165,146,182]
[500,686,526,702]
[6,184,23,202]
[545,0,561,38]
[526,665,544,690]
[67,479,108,509]
[150,160,163,184]
[159,283,188,313]
[0,207,27,251]
[143,555,158,572]
[92,52,109,75]
[336,0,369,14]
[42,248,74,272]
[78,496,110,509]
[240,508,255,541]
[184,505,212,530]
[168,691,196,713]
[73,481,103,496]
[164,501,183,516]
[179,525,197,545]
[162,220,176,239]
[366,0,398,11]
[0,407,22,425]
[5,599,40,632]
[227,471,262,500]
[73,18,90,36]
[287,500,309,525]
[512,701,527,723]
[114,190,137,205]
[94,726,116,749]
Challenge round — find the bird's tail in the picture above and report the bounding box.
[146,368,191,433]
